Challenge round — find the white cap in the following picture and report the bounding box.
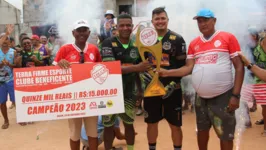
[73,19,90,30]
[105,10,114,15]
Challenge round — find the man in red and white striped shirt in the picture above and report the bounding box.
[159,9,244,150]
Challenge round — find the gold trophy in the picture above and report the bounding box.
[135,22,166,97]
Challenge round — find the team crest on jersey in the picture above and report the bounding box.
[112,42,118,47]
[90,53,95,60]
[214,40,222,48]
[71,55,76,60]
[163,41,171,50]
[169,35,176,40]
[9,54,13,58]
[130,49,137,58]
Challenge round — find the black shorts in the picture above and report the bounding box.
[143,89,182,127]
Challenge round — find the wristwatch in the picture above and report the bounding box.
[231,93,241,99]
[247,63,254,70]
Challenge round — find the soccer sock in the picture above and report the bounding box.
[127,145,134,150]
[174,145,182,150]
[149,143,156,150]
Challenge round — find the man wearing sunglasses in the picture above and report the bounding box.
[17,37,43,68]
[52,19,102,150]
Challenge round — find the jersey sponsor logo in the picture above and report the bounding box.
[169,35,177,40]
[117,52,122,56]
[102,48,113,57]
[112,42,118,47]
[214,40,222,48]
[89,53,95,60]
[140,27,158,46]
[130,49,138,58]
[163,41,171,50]
[91,64,109,84]
[195,54,218,64]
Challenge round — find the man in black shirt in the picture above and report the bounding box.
[143,7,187,150]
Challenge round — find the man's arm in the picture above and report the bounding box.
[231,56,244,95]
[159,59,195,77]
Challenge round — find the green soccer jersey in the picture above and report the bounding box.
[101,36,141,98]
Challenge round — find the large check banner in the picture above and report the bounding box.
[14,61,124,122]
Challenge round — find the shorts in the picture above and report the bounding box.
[68,116,98,141]
[0,80,15,104]
[195,89,236,141]
[143,89,182,127]
[103,98,136,127]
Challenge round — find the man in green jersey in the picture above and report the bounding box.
[101,14,150,150]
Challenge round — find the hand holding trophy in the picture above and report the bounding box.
[135,22,166,97]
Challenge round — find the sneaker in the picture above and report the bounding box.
[162,81,176,99]
[136,108,143,116]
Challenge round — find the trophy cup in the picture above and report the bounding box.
[135,22,166,97]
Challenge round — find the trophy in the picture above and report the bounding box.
[135,22,166,97]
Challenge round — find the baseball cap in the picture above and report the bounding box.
[73,19,90,30]
[31,35,40,40]
[193,8,215,20]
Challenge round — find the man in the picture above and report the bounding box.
[40,35,48,45]
[143,7,187,150]
[14,33,28,53]
[0,34,16,129]
[101,14,150,150]
[32,35,50,66]
[159,9,244,150]
[17,37,43,68]
[81,116,125,150]
[52,19,101,150]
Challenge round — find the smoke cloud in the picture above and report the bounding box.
[44,0,103,43]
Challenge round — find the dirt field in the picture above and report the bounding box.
[0,102,265,150]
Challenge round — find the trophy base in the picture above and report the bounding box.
[144,82,166,97]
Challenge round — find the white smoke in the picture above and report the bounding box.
[146,0,266,44]
[44,0,104,44]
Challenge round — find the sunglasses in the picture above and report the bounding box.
[80,52,84,63]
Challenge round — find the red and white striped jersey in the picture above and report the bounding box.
[187,31,241,98]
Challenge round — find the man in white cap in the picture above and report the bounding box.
[53,19,102,150]
[100,10,115,40]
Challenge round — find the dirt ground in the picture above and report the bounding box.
[0,102,265,150]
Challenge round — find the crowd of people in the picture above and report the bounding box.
[0,7,265,150]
